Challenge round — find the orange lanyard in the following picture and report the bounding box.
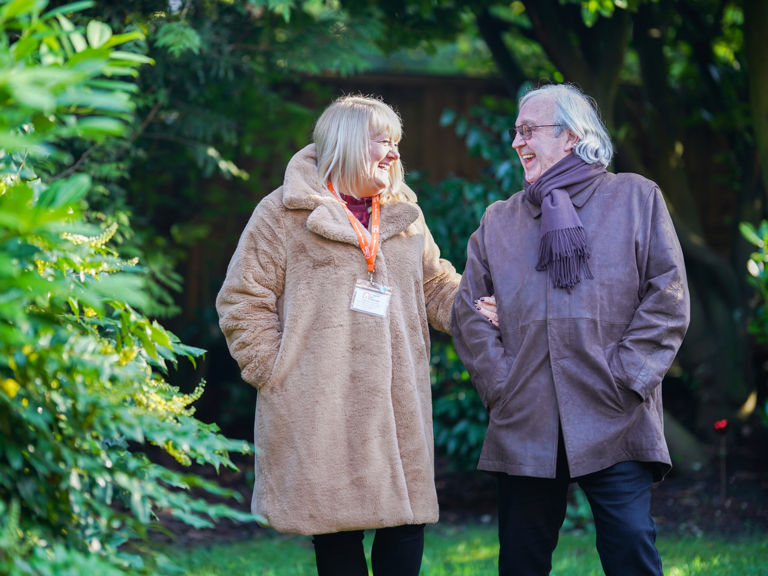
[327,181,380,277]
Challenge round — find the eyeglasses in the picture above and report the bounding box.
[509,124,562,141]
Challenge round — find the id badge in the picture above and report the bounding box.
[350,278,392,317]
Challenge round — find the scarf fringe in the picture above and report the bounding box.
[536,227,593,292]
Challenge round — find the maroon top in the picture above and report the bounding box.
[340,192,372,228]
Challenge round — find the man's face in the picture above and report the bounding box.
[512,95,576,184]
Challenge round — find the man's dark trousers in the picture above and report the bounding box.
[496,439,663,576]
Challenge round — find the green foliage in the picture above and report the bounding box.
[740,221,768,343]
[417,96,520,269]
[560,0,644,28]
[562,487,595,533]
[739,221,768,424]
[249,0,298,23]
[0,5,148,152]
[429,337,488,470]
[0,1,253,574]
[340,0,491,58]
[155,21,202,57]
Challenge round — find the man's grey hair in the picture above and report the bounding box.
[520,84,613,167]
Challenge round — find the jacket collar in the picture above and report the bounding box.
[282,144,420,247]
[523,171,610,219]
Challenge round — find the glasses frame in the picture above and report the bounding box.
[509,124,562,141]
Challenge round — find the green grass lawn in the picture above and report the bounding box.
[170,524,768,575]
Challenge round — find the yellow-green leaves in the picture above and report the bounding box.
[0,3,252,575]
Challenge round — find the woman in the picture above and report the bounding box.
[216,95,460,575]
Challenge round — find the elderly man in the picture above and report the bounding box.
[452,84,690,576]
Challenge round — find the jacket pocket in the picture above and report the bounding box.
[489,354,527,414]
[606,344,643,410]
[481,354,513,410]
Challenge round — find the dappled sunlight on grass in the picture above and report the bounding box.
[172,526,768,576]
[661,535,768,576]
[551,533,602,575]
[421,527,498,574]
[547,532,768,576]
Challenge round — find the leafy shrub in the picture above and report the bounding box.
[739,221,768,424]
[0,2,251,574]
[429,335,489,469]
[740,221,768,343]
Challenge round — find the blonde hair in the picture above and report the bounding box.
[314,94,415,204]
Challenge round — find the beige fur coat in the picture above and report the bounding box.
[216,144,459,535]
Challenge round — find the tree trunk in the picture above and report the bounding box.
[745,0,768,204]
[523,0,630,130]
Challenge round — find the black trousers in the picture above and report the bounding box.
[312,524,425,576]
[497,440,663,576]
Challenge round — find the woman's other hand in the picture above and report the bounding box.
[474,296,498,327]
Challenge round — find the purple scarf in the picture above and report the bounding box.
[524,153,606,292]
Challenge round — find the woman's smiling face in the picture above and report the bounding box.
[512,94,577,184]
[356,132,400,197]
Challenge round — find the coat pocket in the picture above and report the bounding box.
[480,354,514,410]
[605,344,643,410]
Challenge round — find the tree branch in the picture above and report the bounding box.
[524,0,589,82]
[473,6,527,97]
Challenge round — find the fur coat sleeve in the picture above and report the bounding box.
[216,193,286,389]
[420,216,460,334]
